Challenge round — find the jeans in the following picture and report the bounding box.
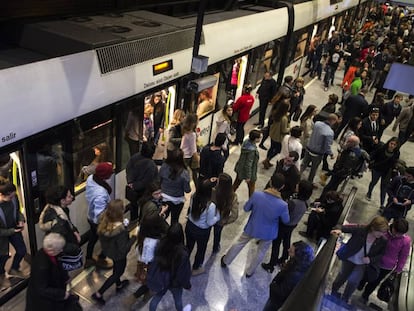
[213,223,223,252]
[98,258,127,294]
[300,150,323,183]
[235,121,246,144]
[0,232,27,273]
[233,176,255,198]
[185,220,211,269]
[361,268,391,299]
[223,232,272,276]
[332,260,366,302]
[324,65,337,87]
[258,98,269,126]
[266,140,282,161]
[367,169,387,206]
[149,287,183,311]
[268,224,296,266]
[164,201,184,225]
[86,220,105,260]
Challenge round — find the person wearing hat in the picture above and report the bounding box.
[359,107,380,154]
[85,162,113,269]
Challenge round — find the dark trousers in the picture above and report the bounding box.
[266,140,281,160]
[300,150,323,183]
[86,220,105,260]
[233,176,255,198]
[213,223,223,252]
[332,260,366,302]
[0,232,26,273]
[98,258,127,294]
[382,204,409,220]
[235,121,246,144]
[258,99,269,126]
[321,174,346,198]
[165,201,184,225]
[126,136,141,157]
[398,130,409,146]
[360,267,391,299]
[268,224,296,266]
[185,220,211,269]
[367,169,387,206]
[149,287,183,311]
[324,65,337,87]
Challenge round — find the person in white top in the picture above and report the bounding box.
[280,126,303,170]
[180,113,199,185]
[212,101,233,159]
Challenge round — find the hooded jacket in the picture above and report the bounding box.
[99,222,136,262]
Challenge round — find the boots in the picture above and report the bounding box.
[262,158,273,170]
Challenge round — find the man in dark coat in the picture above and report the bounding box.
[198,133,226,184]
[379,94,402,137]
[255,71,277,128]
[359,107,381,154]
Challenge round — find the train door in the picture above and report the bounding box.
[0,148,31,298]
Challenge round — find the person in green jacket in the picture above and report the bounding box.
[350,70,367,95]
[233,129,261,197]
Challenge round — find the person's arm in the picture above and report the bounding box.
[206,202,220,227]
[281,203,290,224]
[182,170,192,193]
[225,194,239,225]
[243,194,255,212]
[396,237,411,273]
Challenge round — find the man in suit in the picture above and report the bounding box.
[359,107,380,154]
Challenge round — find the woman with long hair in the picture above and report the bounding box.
[138,182,168,221]
[213,103,233,159]
[149,93,165,145]
[263,99,291,169]
[366,137,400,208]
[263,241,314,310]
[91,200,136,305]
[331,216,388,304]
[339,117,362,150]
[212,173,239,253]
[299,105,317,148]
[80,142,112,181]
[185,180,220,275]
[180,113,199,185]
[165,109,186,155]
[159,149,191,224]
[147,223,191,311]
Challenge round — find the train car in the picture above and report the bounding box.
[0,0,371,303]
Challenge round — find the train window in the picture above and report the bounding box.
[250,40,282,86]
[72,110,114,192]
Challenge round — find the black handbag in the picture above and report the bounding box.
[58,248,83,271]
[377,273,396,302]
[125,185,139,203]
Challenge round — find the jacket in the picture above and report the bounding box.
[126,154,159,192]
[336,226,387,268]
[199,145,225,179]
[393,105,414,132]
[159,164,191,198]
[269,115,290,142]
[343,94,369,121]
[307,121,334,156]
[243,189,289,240]
[99,222,136,262]
[39,204,80,255]
[380,230,411,273]
[381,101,402,127]
[273,160,300,201]
[0,197,25,255]
[369,143,399,173]
[85,175,110,224]
[332,146,369,178]
[25,249,69,311]
[233,93,254,123]
[234,139,259,181]
[359,117,380,154]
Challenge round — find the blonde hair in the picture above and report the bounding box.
[144,103,154,116]
[97,199,125,234]
[171,109,185,126]
[367,216,389,232]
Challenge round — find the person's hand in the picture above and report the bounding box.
[330,229,342,237]
[403,199,411,206]
[381,119,385,125]
[210,177,218,183]
[373,137,379,144]
[393,197,399,204]
[245,179,251,183]
[362,256,370,264]
[64,291,70,300]
[74,231,81,243]
[159,128,164,133]
[14,227,23,233]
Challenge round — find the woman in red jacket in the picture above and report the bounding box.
[233,85,255,145]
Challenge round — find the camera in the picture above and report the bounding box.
[186,75,218,93]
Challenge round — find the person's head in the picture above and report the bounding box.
[334,44,340,51]
[295,77,304,86]
[171,109,186,125]
[297,180,314,201]
[222,103,233,119]
[144,103,154,117]
[45,186,74,208]
[141,141,156,158]
[393,94,403,104]
[165,148,186,169]
[328,93,339,105]
[272,100,290,122]
[391,218,409,236]
[367,216,389,238]
[345,135,360,149]
[327,113,339,126]
[103,199,125,223]
[152,93,162,105]
[284,151,299,167]
[284,75,294,85]
[94,143,111,160]
[290,126,303,139]
[0,180,16,202]
[181,113,198,134]
[288,240,314,266]
[386,137,399,152]
[269,173,285,191]
[94,162,113,180]
[348,117,362,132]
[300,105,317,122]
[191,179,214,220]
[361,70,368,79]
[243,84,252,94]
[214,133,227,147]
[248,129,262,143]
[43,232,66,257]
[264,71,272,80]
[324,191,342,204]
[215,173,235,218]
[166,222,185,245]
[405,167,414,182]
[369,107,380,121]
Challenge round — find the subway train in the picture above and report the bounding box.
[0,0,371,303]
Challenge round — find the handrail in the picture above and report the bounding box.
[396,243,414,311]
[280,186,358,311]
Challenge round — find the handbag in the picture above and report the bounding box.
[190,152,200,169]
[58,248,83,271]
[377,272,396,302]
[364,241,380,283]
[125,185,139,203]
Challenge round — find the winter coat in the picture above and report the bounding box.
[85,175,110,224]
[0,197,25,256]
[99,222,136,262]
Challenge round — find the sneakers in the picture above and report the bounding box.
[261,263,274,273]
[183,304,192,311]
[192,267,205,276]
[8,269,25,278]
[91,293,106,305]
[366,194,371,201]
[96,258,113,269]
[220,255,227,268]
[212,245,221,254]
[116,279,130,292]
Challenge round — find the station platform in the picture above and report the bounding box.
[4,68,414,311]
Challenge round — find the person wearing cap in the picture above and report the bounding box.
[85,162,113,269]
[359,107,381,154]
